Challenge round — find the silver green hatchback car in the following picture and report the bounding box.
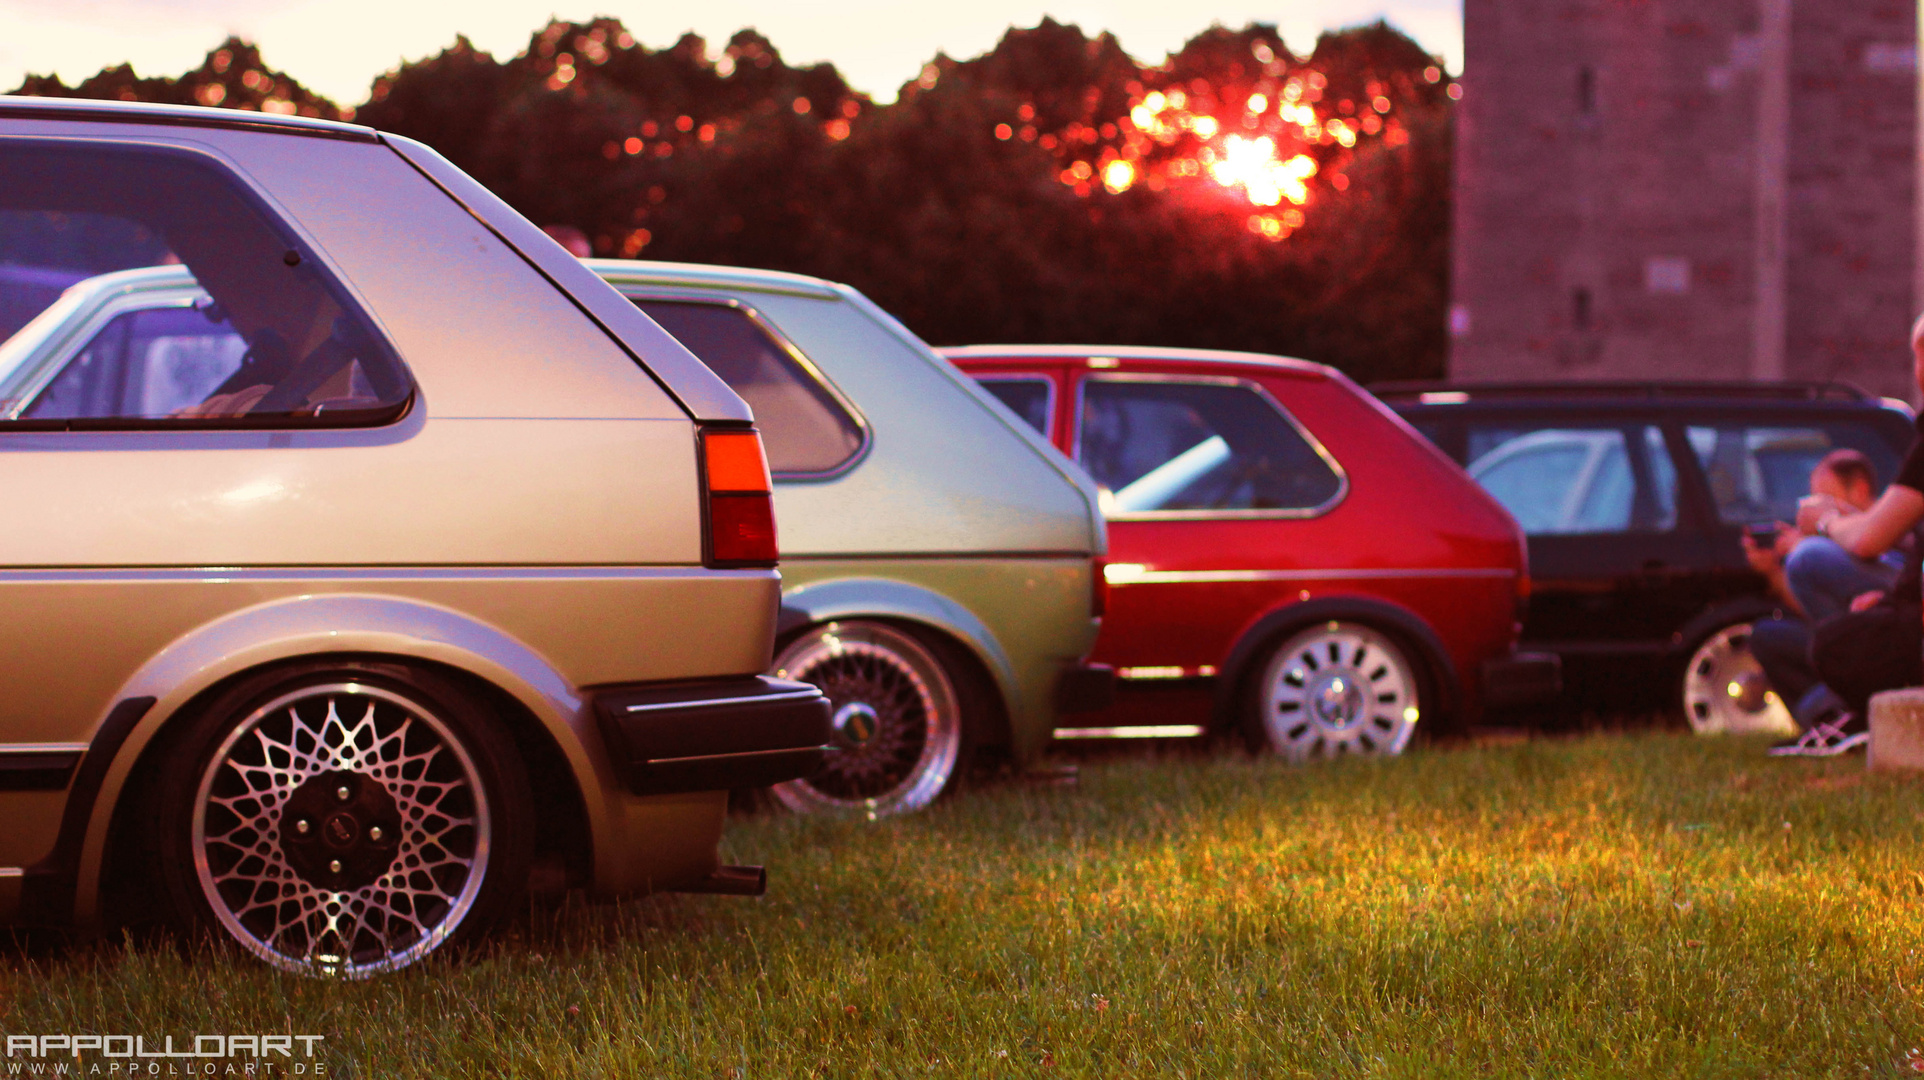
[0,98,830,976]
[589,260,1111,817]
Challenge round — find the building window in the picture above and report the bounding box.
[1577,65,1597,114]
[1572,287,1593,331]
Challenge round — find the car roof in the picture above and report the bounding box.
[1372,378,1877,404]
[0,95,378,142]
[940,343,1330,378]
[583,258,844,300]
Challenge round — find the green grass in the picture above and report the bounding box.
[8,731,1924,1078]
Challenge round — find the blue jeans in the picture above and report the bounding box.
[1784,537,1901,622]
[1748,617,1846,731]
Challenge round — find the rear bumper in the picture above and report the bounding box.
[1482,651,1563,708]
[593,676,831,795]
[1055,663,1117,715]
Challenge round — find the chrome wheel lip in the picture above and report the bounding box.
[769,622,962,818]
[1260,623,1418,761]
[190,682,492,979]
[1682,623,1796,736]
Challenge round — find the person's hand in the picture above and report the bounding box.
[1851,589,1886,613]
[173,383,272,419]
[1771,522,1796,557]
[1742,530,1782,573]
[1796,493,1842,535]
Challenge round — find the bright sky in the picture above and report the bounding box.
[0,1,1462,107]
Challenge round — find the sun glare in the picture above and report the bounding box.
[1020,50,1415,241]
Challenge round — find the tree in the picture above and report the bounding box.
[10,17,1455,380]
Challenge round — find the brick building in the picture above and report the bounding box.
[1450,0,1921,398]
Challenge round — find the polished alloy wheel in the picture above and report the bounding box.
[771,621,963,817]
[1259,622,1420,760]
[190,682,491,978]
[1682,622,1796,736]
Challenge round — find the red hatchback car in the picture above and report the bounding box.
[944,346,1559,757]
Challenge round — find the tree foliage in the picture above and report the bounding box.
[11,18,1454,381]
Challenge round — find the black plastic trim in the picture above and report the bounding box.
[593,676,830,796]
[1372,379,1872,403]
[1055,663,1116,715]
[0,393,412,433]
[1482,652,1563,709]
[0,750,83,792]
[18,696,155,925]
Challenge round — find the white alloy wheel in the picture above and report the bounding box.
[1681,622,1796,736]
[190,682,493,977]
[1258,622,1421,760]
[771,621,965,817]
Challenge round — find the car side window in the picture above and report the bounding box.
[975,375,1053,438]
[1464,425,1677,534]
[634,300,864,477]
[0,141,412,427]
[1685,423,1902,524]
[1078,377,1343,516]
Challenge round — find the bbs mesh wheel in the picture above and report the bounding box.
[153,662,532,978]
[770,621,967,818]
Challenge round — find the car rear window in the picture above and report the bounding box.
[1078,376,1343,515]
[1684,422,1904,524]
[975,375,1053,437]
[633,300,864,477]
[0,141,412,428]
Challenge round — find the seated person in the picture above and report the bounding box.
[1773,316,1924,756]
[1746,451,1902,746]
[1744,449,1899,621]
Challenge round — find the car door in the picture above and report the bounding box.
[1066,369,1346,679]
[1449,412,1705,652]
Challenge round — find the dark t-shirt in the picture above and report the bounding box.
[1898,413,1924,492]
[1885,414,1924,609]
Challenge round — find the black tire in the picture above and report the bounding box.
[150,660,533,977]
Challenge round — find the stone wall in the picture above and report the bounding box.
[1451,0,1918,398]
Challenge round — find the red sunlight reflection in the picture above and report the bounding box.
[1012,45,1427,242]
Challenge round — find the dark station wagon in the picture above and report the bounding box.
[1379,380,1917,732]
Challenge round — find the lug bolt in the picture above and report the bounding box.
[295,819,310,834]
[329,859,342,873]
[336,785,351,801]
[368,826,383,842]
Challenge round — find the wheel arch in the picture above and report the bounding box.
[1668,594,1783,658]
[777,578,1017,751]
[1210,595,1463,738]
[61,593,604,925]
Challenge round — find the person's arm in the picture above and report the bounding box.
[1818,485,1924,558]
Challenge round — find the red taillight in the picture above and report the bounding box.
[1091,558,1109,619]
[702,427,777,568]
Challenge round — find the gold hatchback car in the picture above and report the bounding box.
[0,98,831,976]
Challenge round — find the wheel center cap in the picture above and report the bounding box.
[1726,671,1770,713]
[1309,674,1364,727]
[833,702,880,746]
[279,770,402,891]
[321,811,359,848]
